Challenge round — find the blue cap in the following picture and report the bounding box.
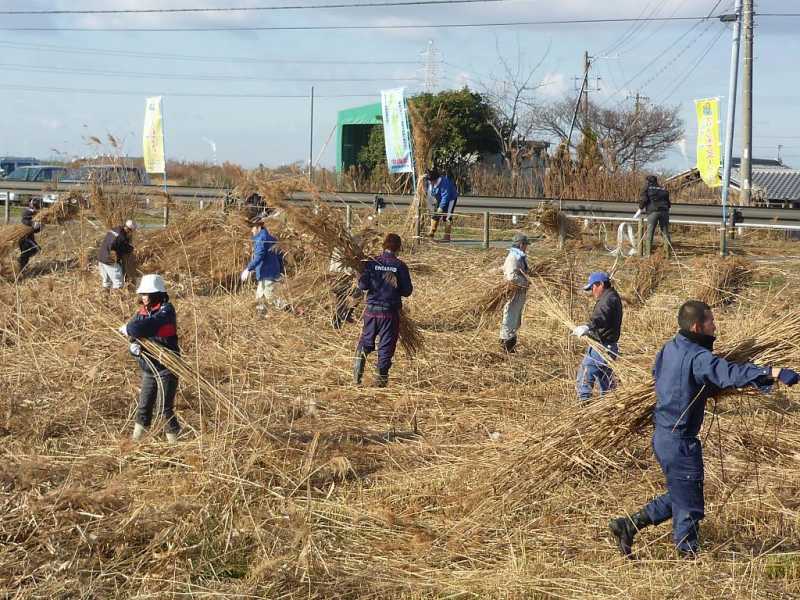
[583,271,609,291]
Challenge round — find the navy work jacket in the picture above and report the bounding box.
[358,250,412,310]
[127,301,180,374]
[653,332,771,437]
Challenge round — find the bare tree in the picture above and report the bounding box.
[532,96,684,172]
[480,41,551,194]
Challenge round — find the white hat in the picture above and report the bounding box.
[125,219,138,230]
[136,274,167,294]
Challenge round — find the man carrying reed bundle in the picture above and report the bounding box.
[353,233,413,387]
[639,174,672,257]
[609,300,799,559]
[572,272,623,401]
[118,274,181,443]
[17,198,42,271]
[241,216,287,314]
[499,233,531,353]
[97,219,137,290]
[424,168,459,242]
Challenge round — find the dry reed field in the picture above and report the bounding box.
[1,201,800,599]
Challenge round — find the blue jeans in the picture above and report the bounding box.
[644,429,705,553]
[576,344,618,401]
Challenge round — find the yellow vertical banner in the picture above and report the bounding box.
[143,96,166,175]
[695,98,721,188]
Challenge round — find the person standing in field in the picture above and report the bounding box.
[639,174,672,256]
[119,274,181,443]
[608,300,799,558]
[499,233,531,353]
[353,233,413,387]
[425,168,459,242]
[97,219,137,290]
[18,198,42,272]
[572,271,623,401]
[241,217,287,314]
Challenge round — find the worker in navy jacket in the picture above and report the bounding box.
[119,274,181,443]
[639,174,672,256]
[425,168,459,242]
[609,300,799,558]
[353,233,413,387]
[572,272,623,401]
[18,198,42,271]
[241,218,287,313]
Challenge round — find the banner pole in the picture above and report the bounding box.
[161,97,169,226]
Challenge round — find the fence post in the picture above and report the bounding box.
[163,204,170,227]
[637,217,645,256]
[199,198,205,210]
[345,205,352,231]
[558,216,566,250]
[482,211,490,249]
[3,193,8,225]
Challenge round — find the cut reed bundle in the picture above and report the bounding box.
[398,307,424,358]
[89,182,137,229]
[692,256,753,307]
[625,254,667,306]
[532,204,581,240]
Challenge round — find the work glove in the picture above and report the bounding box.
[571,325,590,337]
[129,343,142,357]
[240,269,251,282]
[778,368,800,386]
[436,207,444,215]
[33,222,43,232]
[118,324,129,336]
[633,209,642,220]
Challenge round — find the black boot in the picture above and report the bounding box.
[353,351,367,384]
[500,337,517,353]
[374,368,389,388]
[608,509,651,558]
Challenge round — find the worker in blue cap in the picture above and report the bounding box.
[609,300,800,558]
[571,271,623,401]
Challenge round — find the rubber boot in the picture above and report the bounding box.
[374,368,389,388]
[132,423,147,441]
[442,222,452,242]
[500,336,517,353]
[166,432,179,444]
[426,217,439,238]
[608,509,652,558]
[353,351,367,384]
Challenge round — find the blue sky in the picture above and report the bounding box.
[0,0,798,172]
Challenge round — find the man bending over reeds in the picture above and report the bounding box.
[609,300,799,558]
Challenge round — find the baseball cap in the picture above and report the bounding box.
[583,271,609,291]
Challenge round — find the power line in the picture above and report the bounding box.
[0,83,378,98]
[0,61,419,83]
[0,39,418,65]
[0,0,515,15]
[0,15,734,33]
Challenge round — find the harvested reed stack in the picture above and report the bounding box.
[405,100,446,236]
[692,256,753,306]
[624,254,667,306]
[532,204,581,240]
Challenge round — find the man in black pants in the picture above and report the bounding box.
[18,198,42,271]
[639,175,671,256]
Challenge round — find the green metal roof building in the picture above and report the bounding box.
[336,102,382,173]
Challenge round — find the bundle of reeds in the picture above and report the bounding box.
[398,307,424,358]
[532,204,581,239]
[405,100,446,235]
[476,280,522,315]
[89,182,138,229]
[625,254,667,306]
[692,256,753,306]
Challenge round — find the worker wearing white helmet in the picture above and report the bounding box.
[118,274,181,443]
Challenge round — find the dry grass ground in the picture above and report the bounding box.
[1,209,800,599]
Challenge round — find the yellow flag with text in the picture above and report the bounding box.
[695,98,721,188]
[143,96,166,174]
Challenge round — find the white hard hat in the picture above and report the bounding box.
[136,274,167,294]
[125,219,138,230]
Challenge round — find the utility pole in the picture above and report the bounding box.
[628,92,649,172]
[582,50,590,121]
[719,0,743,257]
[740,0,754,206]
[308,86,315,182]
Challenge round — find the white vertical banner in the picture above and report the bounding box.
[380,87,414,174]
[143,96,166,175]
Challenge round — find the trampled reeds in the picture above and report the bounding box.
[692,256,753,307]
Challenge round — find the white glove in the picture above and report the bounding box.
[633,209,642,220]
[118,324,128,336]
[240,269,251,282]
[129,343,142,356]
[571,325,590,337]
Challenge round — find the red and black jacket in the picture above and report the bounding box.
[126,301,179,373]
